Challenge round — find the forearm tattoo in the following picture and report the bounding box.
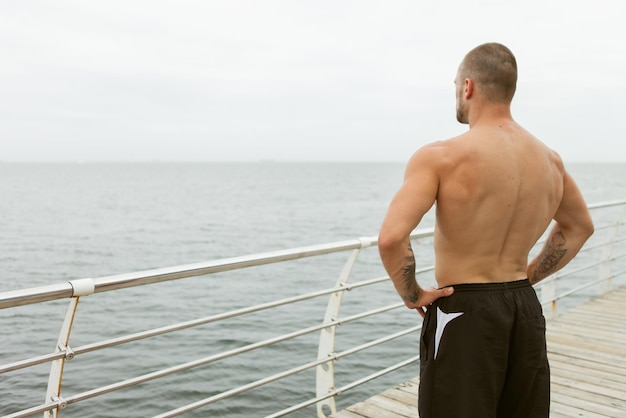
[534,230,568,281]
[401,244,420,303]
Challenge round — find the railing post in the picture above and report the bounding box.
[598,205,625,294]
[44,279,94,418]
[541,279,557,319]
[316,238,370,418]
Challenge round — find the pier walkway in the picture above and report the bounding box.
[330,285,626,418]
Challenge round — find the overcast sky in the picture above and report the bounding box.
[1,1,625,163]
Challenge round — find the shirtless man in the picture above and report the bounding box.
[378,43,594,418]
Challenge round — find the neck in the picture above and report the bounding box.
[468,103,513,128]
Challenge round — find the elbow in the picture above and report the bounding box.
[583,218,595,241]
[377,232,394,256]
[567,216,594,244]
[377,228,408,258]
[580,212,595,241]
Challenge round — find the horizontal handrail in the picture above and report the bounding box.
[0,230,435,310]
[4,403,59,418]
[587,199,626,209]
[0,239,364,309]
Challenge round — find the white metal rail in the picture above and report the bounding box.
[0,200,624,418]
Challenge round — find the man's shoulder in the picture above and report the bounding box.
[417,132,468,155]
[403,137,465,181]
[410,135,467,165]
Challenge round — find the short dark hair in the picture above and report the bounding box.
[460,43,518,103]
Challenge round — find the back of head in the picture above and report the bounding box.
[460,43,518,104]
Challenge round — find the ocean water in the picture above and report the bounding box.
[1,162,625,417]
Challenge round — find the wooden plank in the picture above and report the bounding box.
[552,381,626,413]
[563,308,626,319]
[345,400,408,418]
[550,310,626,327]
[551,391,625,417]
[379,386,419,406]
[550,323,625,339]
[546,333,624,364]
[365,394,417,417]
[547,330,626,352]
[552,318,626,334]
[546,341,621,366]
[549,357,626,384]
[549,373,626,401]
[549,413,571,418]
[390,380,418,397]
[550,400,610,418]
[329,409,368,418]
[548,351,626,376]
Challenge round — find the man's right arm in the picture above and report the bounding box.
[527,170,595,284]
[379,145,453,316]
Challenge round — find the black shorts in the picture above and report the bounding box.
[419,279,550,418]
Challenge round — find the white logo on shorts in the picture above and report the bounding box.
[434,307,464,360]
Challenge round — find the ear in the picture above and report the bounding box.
[464,78,474,99]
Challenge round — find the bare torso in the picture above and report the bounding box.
[431,120,564,286]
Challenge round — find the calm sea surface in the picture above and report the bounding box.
[1,162,625,417]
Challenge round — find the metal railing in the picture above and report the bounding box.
[1,200,625,418]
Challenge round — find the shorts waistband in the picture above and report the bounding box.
[444,279,531,292]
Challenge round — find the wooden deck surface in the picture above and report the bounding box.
[330,285,626,418]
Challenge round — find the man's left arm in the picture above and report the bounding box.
[527,170,594,284]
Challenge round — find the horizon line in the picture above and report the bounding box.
[1,159,625,165]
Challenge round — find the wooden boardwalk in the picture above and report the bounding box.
[330,285,626,418]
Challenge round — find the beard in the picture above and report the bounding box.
[456,101,468,124]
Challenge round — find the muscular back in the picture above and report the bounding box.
[431,121,564,286]
[379,44,593,310]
